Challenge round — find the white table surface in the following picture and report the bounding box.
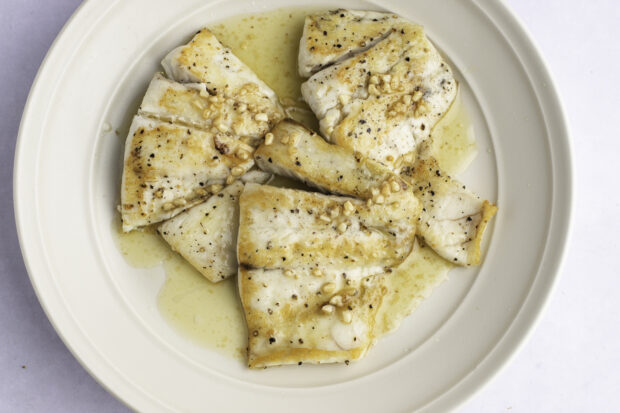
[2,0,618,411]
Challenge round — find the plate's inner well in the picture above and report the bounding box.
[113,7,481,363]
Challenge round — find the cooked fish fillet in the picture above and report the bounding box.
[139,73,208,126]
[140,73,282,146]
[161,28,283,119]
[404,156,497,265]
[298,9,402,77]
[156,166,272,283]
[120,116,254,232]
[239,265,388,368]
[158,182,244,282]
[237,183,420,271]
[254,119,409,199]
[301,18,457,170]
[239,168,272,185]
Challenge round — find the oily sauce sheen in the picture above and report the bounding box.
[115,8,477,360]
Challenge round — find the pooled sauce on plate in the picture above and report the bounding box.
[375,244,453,335]
[114,220,247,359]
[431,92,477,175]
[115,7,477,359]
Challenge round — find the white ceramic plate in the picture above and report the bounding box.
[14,0,572,411]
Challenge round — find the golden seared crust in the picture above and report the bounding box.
[299,9,401,77]
[254,119,408,199]
[158,182,245,283]
[120,116,254,232]
[239,266,388,368]
[330,94,416,168]
[405,157,498,266]
[301,20,457,171]
[328,27,426,91]
[162,29,283,108]
[470,201,499,265]
[140,73,206,124]
[237,183,420,270]
[248,348,364,369]
[139,73,282,146]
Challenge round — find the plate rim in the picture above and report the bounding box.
[13,0,574,411]
[419,0,574,410]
